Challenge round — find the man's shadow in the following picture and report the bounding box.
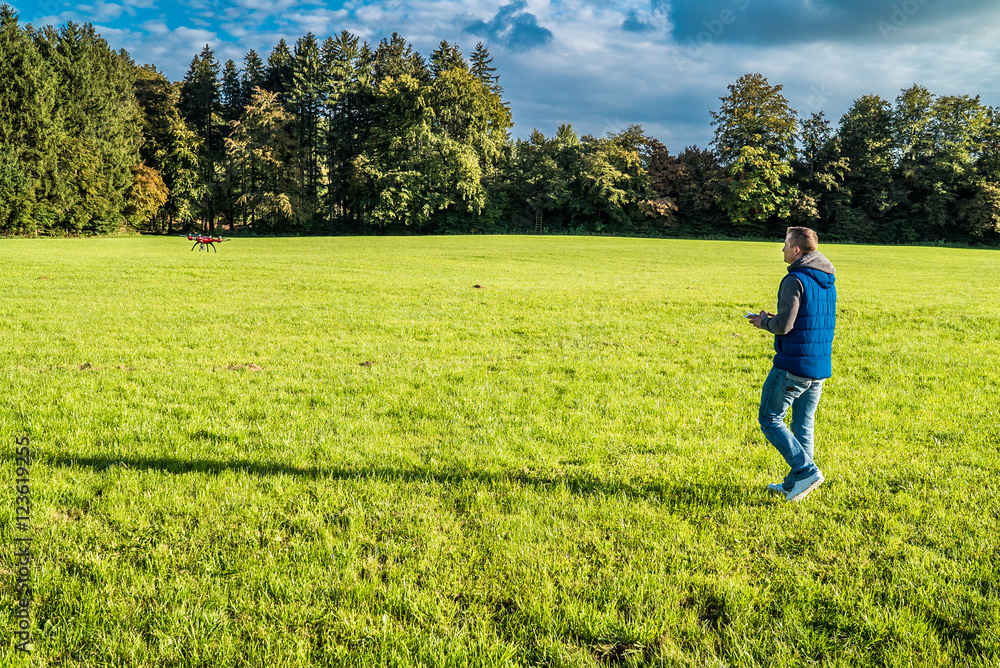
[44,453,769,511]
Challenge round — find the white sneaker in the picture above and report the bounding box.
[767,482,788,497]
[785,471,825,502]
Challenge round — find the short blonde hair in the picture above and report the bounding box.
[786,226,818,254]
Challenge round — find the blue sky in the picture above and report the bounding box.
[12,0,1000,150]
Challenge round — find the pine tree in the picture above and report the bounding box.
[0,4,60,232]
[180,45,222,152]
[470,42,503,97]
[134,64,175,169]
[429,40,466,77]
[179,44,222,229]
[266,39,293,104]
[34,21,142,233]
[221,58,242,122]
[290,33,325,216]
[373,33,429,90]
[323,31,374,228]
[241,49,266,107]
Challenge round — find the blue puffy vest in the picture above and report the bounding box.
[773,267,837,379]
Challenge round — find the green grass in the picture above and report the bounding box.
[1,235,998,667]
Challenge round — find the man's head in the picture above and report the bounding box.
[783,226,818,264]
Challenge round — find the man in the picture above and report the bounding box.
[748,226,836,502]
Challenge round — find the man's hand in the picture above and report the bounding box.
[747,311,773,329]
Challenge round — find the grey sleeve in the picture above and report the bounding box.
[763,276,802,335]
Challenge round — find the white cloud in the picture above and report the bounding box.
[285,8,350,37]
[76,1,128,22]
[140,20,171,35]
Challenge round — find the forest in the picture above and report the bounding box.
[3,4,1000,245]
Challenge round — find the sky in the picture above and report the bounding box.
[12,0,1000,150]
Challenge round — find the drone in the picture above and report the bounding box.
[186,234,230,252]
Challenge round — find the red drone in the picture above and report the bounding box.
[187,234,229,252]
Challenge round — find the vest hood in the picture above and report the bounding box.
[788,252,835,289]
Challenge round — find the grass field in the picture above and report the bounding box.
[1,235,998,667]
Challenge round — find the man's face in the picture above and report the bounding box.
[782,235,801,264]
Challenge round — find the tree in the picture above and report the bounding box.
[723,146,798,228]
[289,33,325,217]
[123,163,168,230]
[134,65,177,168]
[429,40,466,77]
[894,89,991,240]
[511,128,573,231]
[710,72,797,164]
[373,33,429,89]
[790,112,850,233]
[265,39,293,103]
[426,67,508,231]
[180,45,222,151]
[470,42,503,97]
[892,84,934,165]
[0,4,60,232]
[34,21,142,233]
[323,31,374,228]
[959,180,1000,238]
[0,145,33,232]
[179,44,223,229]
[225,89,297,230]
[640,140,680,227]
[353,56,516,233]
[354,72,483,230]
[133,64,206,232]
[711,73,799,231]
[643,144,727,233]
[575,126,653,233]
[429,64,512,174]
[221,58,242,122]
[241,49,266,109]
[798,112,831,178]
[837,95,896,241]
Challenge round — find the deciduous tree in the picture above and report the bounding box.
[711,73,799,231]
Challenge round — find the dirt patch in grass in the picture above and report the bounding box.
[591,641,644,665]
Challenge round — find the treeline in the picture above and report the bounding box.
[0,6,142,234]
[3,4,1000,244]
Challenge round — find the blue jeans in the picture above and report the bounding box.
[758,366,823,489]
